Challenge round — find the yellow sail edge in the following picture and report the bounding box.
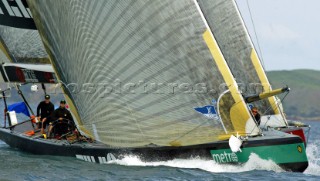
[218,132,248,141]
[0,39,13,62]
[202,29,250,135]
[250,49,280,114]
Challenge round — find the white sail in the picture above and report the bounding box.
[197,0,287,127]
[28,0,259,147]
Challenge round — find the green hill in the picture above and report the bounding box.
[267,69,320,120]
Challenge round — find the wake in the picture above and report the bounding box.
[304,141,320,176]
[108,153,283,173]
[109,140,320,175]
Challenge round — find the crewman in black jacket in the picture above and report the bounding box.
[48,100,75,137]
[37,95,54,134]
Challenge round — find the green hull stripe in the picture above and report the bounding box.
[210,143,308,164]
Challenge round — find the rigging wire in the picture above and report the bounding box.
[261,91,290,129]
[246,0,266,70]
[248,90,290,135]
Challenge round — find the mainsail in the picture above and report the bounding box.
[197,0,287,127]
[28,0,259,147]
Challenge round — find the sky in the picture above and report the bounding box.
[236,0,320,71]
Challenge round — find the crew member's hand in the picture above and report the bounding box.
[59,117,63,121]
[42,118,47,123]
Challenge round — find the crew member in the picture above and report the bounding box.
[37,95,54,134]
[251,107,261,126]
[48,100,75,137]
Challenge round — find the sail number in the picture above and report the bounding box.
[76,153,116,164]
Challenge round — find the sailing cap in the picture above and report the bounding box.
[45,95,50,99]
[60,100,66,104]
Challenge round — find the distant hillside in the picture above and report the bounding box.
[267,69,320,120]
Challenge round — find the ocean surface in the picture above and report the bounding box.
[0,120,319,181]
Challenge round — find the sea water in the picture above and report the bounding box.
[0,121,319,181]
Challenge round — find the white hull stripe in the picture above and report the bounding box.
[76,154,115,164]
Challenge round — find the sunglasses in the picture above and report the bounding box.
[252,111,258,113]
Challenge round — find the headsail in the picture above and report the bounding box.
[197,0,287,127]
[28,0,259,147]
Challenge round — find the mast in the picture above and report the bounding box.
[2,91,11,127]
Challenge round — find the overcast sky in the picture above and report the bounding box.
[236,0,320,71]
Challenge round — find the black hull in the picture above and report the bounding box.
[0,128,308,172]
